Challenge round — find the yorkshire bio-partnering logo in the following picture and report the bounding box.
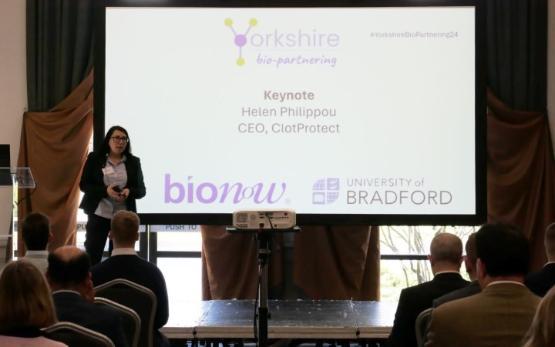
[164,174,287,204]
[224,18,258,66]
[224,18,340,68]
[312,178,340,205]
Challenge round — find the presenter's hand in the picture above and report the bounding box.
[107,184,125,202]
[121,188,130,199]
[107,184,118,198]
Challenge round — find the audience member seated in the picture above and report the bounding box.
[0,260,67,346]
[47,246,128,347]
[92,210,170,347]
[525,222,555,297]
[388,233,469,347]
[433,233,481,307]
[426,224,540,347]
[21,212,52,274]
[522,286,555,347]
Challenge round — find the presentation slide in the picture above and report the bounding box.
[104,6,477,218]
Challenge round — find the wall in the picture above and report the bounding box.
[0,0,26,165]
[0,0,26,251]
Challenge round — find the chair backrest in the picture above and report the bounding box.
[95,296,141,347]
[415,307,433,347]
[44,321,115,347]
[94,278,157,347]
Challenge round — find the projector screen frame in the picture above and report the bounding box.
[94,0,487,226]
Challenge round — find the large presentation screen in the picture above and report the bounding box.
[98,1,486,225]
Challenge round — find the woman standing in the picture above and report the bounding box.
[80,125,146,265]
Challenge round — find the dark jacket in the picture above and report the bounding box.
[433,280,481,307]
[52,291,128,347]
[388,272,469,347]
[92,254,169,347]
[79,151,146,214]
[525,263,555,297]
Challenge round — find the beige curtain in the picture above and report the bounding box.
[17,71,93,254]
[487,90,555,270]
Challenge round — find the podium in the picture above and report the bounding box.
[0,167,35,267]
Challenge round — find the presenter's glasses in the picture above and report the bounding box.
[111,136,129,143]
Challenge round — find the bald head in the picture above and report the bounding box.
[545,222,555,261]
[47,246,91,288]
[52,245,83,262]
[430,233,463,268]
[110,211,140,248]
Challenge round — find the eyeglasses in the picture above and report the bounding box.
[110,136,129,143]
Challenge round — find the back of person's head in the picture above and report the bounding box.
[21,212,50,251]
[429,233,463,267]
[545,222,555,261]
[464,233,478,279]
[47,246,91,289]
[110,210,140,247]
[523,286,555,347]
[476,223,529,277]
[0,260,57,333]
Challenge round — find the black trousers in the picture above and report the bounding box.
[84,214,113,265]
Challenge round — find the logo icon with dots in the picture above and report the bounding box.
[312,178,340,205]
[224,18,257,66]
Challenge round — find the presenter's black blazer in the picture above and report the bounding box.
[79,151,146,215]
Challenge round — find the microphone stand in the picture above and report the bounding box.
[227,225,299,347]
[256,228,271,347]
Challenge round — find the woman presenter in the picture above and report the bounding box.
[80,125,146,265]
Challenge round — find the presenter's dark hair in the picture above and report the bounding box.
[47,251,91,286]
[100,125,132,156]
[21,212,50,250]
[476,223,529,277]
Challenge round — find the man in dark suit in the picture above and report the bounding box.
[525,222,555,296]
[426,224,540,347]
[433,233,481,307]
[92,210,169,347]
[47,246,128,347]
[388,233,469,347]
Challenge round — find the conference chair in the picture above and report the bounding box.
[43,321,115,347]
[94,278,157,347]
[415,307,433,347]
[95,296,141,347]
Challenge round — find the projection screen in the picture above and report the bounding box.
[95,0,486,225]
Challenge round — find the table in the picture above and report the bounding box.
[161,300,395,341]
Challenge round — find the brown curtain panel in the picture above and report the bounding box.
[201,225,286,299]
[487,90,555,270]
[201,226,258,299]
[17,71,93,255]
[294,226,379,300]
[202,225,379,300]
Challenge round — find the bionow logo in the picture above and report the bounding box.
[312,178,340,205]
[224,18,258,66]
